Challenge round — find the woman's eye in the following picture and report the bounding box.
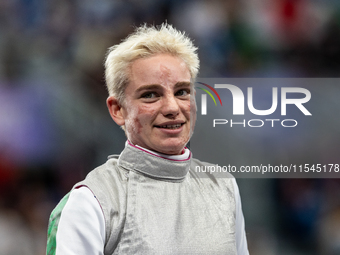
[176,89,189,97]
[141,92,157,99]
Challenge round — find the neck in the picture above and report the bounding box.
[127,140,190,161]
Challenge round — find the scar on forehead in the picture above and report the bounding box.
[159,64,172,78]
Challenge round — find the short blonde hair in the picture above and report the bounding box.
[104,23,199,103]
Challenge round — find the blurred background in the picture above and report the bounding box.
[0,0,340,254]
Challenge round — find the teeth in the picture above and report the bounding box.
[160,124,182,129]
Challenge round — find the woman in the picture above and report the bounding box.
[47,23,249,255]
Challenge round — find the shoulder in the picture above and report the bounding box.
[73,156,128,236]
[73,155,128,207]
[47,187,105,254]
[75,155,127,191]
[48,187,103,229]
[84,155,120,180]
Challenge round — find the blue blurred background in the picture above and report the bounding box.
[1,0,340,254]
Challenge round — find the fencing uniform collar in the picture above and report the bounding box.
[116,141,191,181]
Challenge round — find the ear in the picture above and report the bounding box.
[106,96,125,126]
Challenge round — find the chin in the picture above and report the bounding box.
[158,140,188,155]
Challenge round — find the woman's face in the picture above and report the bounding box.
[117,54,196,155]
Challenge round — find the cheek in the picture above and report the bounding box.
[182,99,195,118]
[189,98,197,134]
[132,116,143,134]
[132,105,158,133]
[138,104,158,119]
[123,104,142,135]
[190,98,197,116]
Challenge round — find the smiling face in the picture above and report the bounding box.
[107,54,196,155]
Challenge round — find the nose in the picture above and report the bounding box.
[161,94,180,118]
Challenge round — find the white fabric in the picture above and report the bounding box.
[57,182,248,255]
[232,178,249,255]
[132,142,191,160]
[56,187,105,255]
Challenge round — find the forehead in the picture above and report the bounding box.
[128,54,191,89]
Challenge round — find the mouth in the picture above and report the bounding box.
[155,123,185,129]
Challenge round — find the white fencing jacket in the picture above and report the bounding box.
[47,142,249,255]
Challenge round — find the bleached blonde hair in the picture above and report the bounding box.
[104,23,199,104]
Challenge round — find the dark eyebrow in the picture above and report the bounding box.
[135,84,161,93]
[135,81,192,93]
[174,81,192,89]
